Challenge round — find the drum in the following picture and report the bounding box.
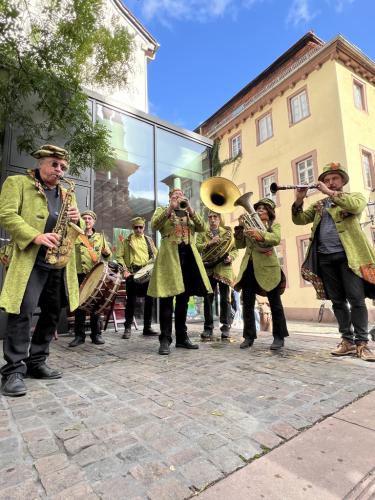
[79,262,123,314]
[133,262,154,284]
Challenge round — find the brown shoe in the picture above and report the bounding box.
[356,342,375,362]
[331,339,356,356]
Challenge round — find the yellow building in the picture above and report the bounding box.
[197,32,375,321]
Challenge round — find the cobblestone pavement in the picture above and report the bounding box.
[0,324,374,499]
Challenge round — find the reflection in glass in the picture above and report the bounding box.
[94,105,155,252]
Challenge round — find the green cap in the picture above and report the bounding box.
[131,216,146,227]
[81,210,97,220]
[318,162,349,185]
[253,198,276,211]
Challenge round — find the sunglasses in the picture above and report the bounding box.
[51,160,68,172]
[133,225,144,229]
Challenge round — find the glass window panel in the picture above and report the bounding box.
[156,128,210,214]
[95,105,155,248]
[258,114,272,143]
[362,152,373,189]
[231,135,241,157]
[262,174,276,201]
[291,91,309,123]
[297,157,314,184]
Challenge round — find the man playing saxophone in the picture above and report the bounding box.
[196,211,238,339]
[0,145,81,397]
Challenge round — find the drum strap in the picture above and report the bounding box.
[78,234,99,263]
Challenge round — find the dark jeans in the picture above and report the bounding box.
[124,277,153,330]
[204,276,231,332]
[74,274,101,339]
[242,262,289,340]
[318,251,368,342]
[159,292,189,342]
[1,266,66,377]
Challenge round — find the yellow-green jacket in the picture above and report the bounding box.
[234,223,282,292]
[147,207,212,298]
[115,233,157,272]
[196,226,238,286]
[75,231,112,275]
[292,192,375,299]
[0,171,80,314]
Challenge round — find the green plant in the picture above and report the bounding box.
[210,138,242,177]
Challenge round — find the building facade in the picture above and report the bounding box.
[197,32,375,321]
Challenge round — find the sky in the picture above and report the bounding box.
[124,0,375,132]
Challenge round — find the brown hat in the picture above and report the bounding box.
[318,162,349,185]
[81,210,97,220]
[31,144,70,163]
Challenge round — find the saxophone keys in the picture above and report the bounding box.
[47,255,58,264]
[59,245,68,255]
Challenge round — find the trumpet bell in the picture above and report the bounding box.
[200,176,242,214]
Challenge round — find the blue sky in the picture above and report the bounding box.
[124,0,375,131]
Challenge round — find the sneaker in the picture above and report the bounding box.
[240,338,254,349]
[356,342,375,362]
[1,373,27,397]
[331,339,356,356]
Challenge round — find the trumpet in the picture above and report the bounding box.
[270,182,318,194]
[178,197,189,210]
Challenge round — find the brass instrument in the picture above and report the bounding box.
[178,198,189,210]
[45,178,84,268]
[200,177,273,254]
[201,226,234,268]
[270,182,318,194]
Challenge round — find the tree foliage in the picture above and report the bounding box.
[0,0,135,173]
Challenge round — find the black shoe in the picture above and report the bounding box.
[270,337,284,350]
[143,328,159,336]
[175,338,199,349]
[221,332,231,339]
[201,330,213,339]
[27,364,62,379]
[240,338,254,349]
[69,337,85,347]
[1,373,27,397]
[122,327,131,339]
[91,335,105,345]
[159,337,171,355]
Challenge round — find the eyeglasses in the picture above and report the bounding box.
[51,160,68,172]
[133,225,144,229]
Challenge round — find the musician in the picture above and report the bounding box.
[196,211,238,339]
[69,210,111,347]
[292,162,375,361]
[234,198,289,350]
[0,145,80,397]
[147,186,212,355]
[115,217,158,338]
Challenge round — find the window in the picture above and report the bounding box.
[257,113,273,144]
[296,156,315,185]
[361,150,374,189]
[262,173,276,202]
[230,134,242,158]
[353,80,366,111]
[275,240,288,287]
[289,89,310,124]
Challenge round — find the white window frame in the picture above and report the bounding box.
[257,113,273,144]
[353,80,366,111]
[230,134,242,158]
[290,90,309,124]
[296,156,315,185]
[362,150,373,189]
[262,173,276,202]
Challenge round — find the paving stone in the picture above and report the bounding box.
[72,444,108,467]
[146,476,192,500]
[50,481,99,499]
[0,438,20,455]
[207,445,246,474]
[54,422,85,441]
[93,475,145,500]
[34,453,69,476]
[83,456,126,482]
[63,432,96,455]
[27,438,60,458]
[178,457,223,490]
[92,422,125,440]
[197,433,228,451]
[40,464,85,496]
[271,422,299,440]
[22,427,52,443]
[0,479,40,500]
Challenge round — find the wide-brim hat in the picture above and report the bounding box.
[81,210,97,221]
[253,198,276,211]
[131,216,146,227]
[31,144,70,163]
[318,162,349,185]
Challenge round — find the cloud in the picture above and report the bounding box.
[286,0,319,26]
[331,0,356,12]
[136,0,263,23]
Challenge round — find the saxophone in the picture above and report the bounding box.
[45,178,84,268]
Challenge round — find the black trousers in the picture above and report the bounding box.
[159,293,189,342]
[74,274,101,339]
[204,276,231,332]
[1,266,66,376]
[124,277,153,330]
[318,251,368,342]
[242,262,289,340]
